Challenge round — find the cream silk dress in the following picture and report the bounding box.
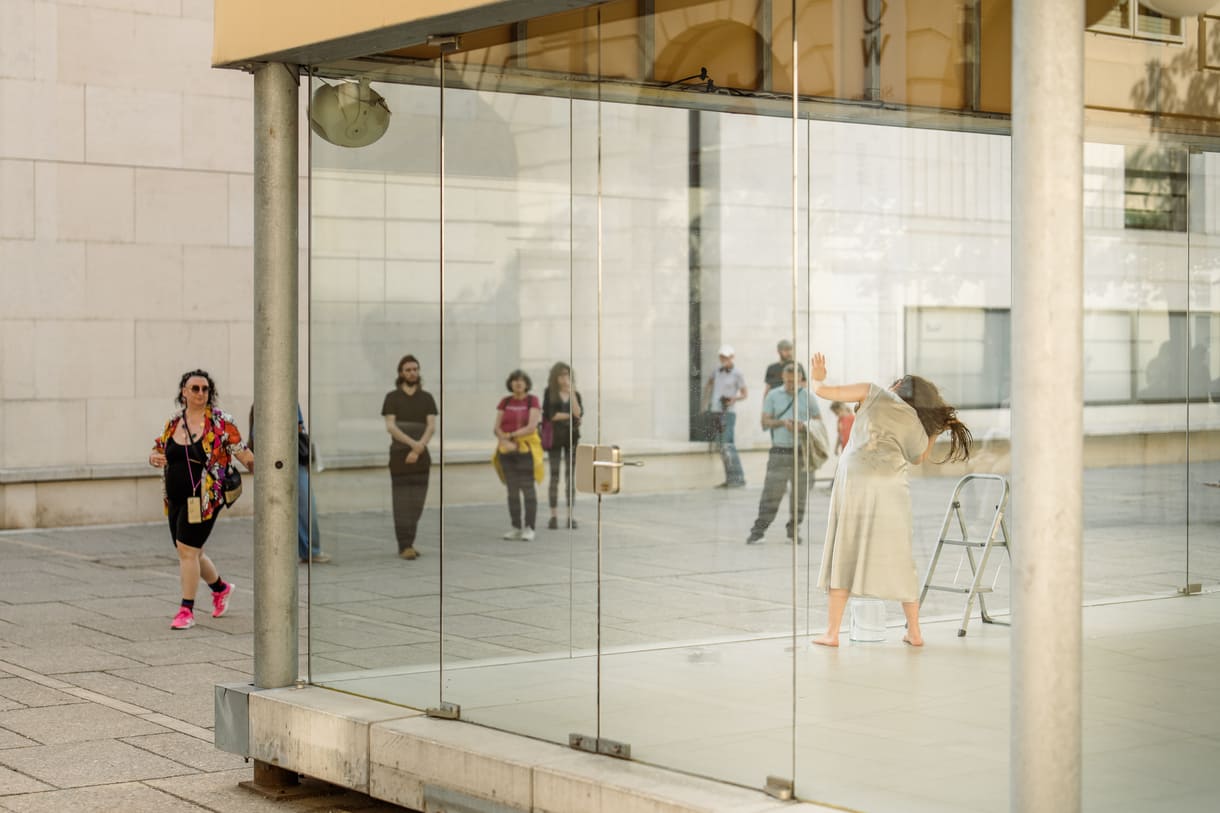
[817,384,930,602]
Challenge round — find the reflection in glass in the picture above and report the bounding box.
[307,76,444,709]
[296,3,1220,810]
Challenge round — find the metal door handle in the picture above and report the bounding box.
[576,444,640,494]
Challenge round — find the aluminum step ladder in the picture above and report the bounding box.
[918,473,1011,637]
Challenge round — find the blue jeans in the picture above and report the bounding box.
[718,411,745,485]
[298,465,321,559]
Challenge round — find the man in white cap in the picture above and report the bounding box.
[702,344,748,488]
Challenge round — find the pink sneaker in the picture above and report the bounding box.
[212,582,234,618]
[171,606,195,630]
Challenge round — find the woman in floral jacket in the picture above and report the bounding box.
[148,369,254,630]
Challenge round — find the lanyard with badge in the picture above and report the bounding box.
[182,412,206,523]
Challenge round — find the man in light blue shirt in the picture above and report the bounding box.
[747,362,819,543]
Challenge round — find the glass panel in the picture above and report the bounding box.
[432,31,595,746]
[307,74,444,709]
[1082,140,1188,602]
[1081,136,1193,812]
[589,1,798,790]
[796,116,1013,812]
[294,4,1220,810]
[1188,151,1220,589]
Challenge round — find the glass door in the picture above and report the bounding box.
[585,2,801,790]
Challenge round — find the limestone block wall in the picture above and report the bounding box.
[0,0,306,528]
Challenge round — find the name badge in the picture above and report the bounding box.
[187,497,203,524]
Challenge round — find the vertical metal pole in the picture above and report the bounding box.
[253,62,300,691]
[1011,3,1083,812]
[789,0,799,785]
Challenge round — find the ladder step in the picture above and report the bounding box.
[926,585,996,594]
[939,539,988,547]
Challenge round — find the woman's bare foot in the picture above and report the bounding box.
[811,634,839,648]
[902,632,924,647]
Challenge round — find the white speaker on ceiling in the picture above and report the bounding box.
[310,78,391,148]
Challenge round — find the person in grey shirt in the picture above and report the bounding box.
[702,344,748,488]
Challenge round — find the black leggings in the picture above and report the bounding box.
[501,452,537,530]
[547,443,574,509]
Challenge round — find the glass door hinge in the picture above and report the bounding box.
[764,775,794,801]
[426,701,460,720]
[569,733,631,759]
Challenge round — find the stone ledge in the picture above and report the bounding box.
[247,686,422,793]
[235,685,839,812]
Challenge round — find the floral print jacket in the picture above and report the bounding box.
[153,408,248,522]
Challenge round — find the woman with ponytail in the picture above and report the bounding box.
[808,353,972,647]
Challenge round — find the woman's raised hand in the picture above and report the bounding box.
[811,353,828,383]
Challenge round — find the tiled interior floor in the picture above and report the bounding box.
[318,594,1220,813]
[305,464,1220,812]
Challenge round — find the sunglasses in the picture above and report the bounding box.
[188,384,210,393]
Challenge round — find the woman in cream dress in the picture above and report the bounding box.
[809,353,972,647]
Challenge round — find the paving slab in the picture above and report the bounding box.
[0,729,37,750]
[77,616,230,642]
[56,671,222,730]
[0,766,52,796]
[3,646,144,675]
[144,769,407,812]
[0,679,79,709]
[120,732,248,772]
[0,703,168,745]
[0,740,192,788]
[103,663,253,696]
[67,596,178,620]
[0,781,205,812]
[0,605,98,626]
[0,623,132,651]
[107,639,254,668]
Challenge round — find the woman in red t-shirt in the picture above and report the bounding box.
[831,401,855,455]
[494,369,542,540]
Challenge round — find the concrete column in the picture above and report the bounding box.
[252,62,300,690]
[1010,3,1083,813]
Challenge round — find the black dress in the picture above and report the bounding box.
[165,436,218,548]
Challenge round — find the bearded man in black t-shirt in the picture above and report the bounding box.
[380,355,438,560]
[763,339,794,398]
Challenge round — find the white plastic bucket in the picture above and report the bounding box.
[849,597,887,642]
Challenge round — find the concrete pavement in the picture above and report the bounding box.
[0,521,405,812]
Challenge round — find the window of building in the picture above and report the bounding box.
[1084,310,1135,403]
[904,308,1011,409]
[906,307,1219,407]
[1124,146,1188,231]
[1090,1,1184,42]
[1137,311,1219,402]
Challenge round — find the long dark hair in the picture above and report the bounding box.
[546,361,572,405]
[176,369,217,408]
[396,354,421,388]
[892,375,972,462]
